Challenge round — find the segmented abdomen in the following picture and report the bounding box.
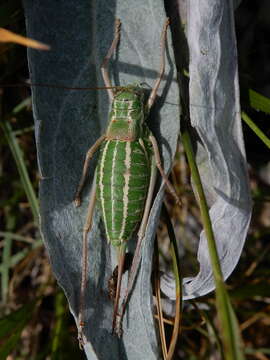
[96,140,151,247]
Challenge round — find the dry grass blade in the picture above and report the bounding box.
[163,204,182,360]
[154,239,168,359]
[154,205,182,359]
[0,28,50,50]
[167,277,181,360]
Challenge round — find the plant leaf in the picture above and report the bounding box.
[161,0,252,300]
[23,1,180,359]
[0,301,36,358]
[184,0,251,299]
[249,89,270,114]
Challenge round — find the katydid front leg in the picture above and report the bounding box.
[74,136,104,347]
[101,18,121,99]
[147,18,169,110]
[74,135,105,207]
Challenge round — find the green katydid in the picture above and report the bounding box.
[71,17,180,347]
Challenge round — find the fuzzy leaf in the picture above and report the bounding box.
[23,1,180,359]
[161,0,252,301]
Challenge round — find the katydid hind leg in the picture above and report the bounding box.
[108,253,132,302]
[74,135,105,207]
[78,175,97,348]
[117,158,157,334]
[112,244,126,336]
[147,18,169,110]
[149,134,181,205]
[101,18,121,100]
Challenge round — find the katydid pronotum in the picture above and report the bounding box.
[74,18,180,347]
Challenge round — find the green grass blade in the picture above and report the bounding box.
[0,231,39,244]
[0,215,15,304]
[249,89,270,114]
[199,307,223,356]
[0,0,22,28]
[0,245,42,273]
[0,301,36,358]
[1,120,39,224]
[182,129,245,360]
[0,250,27,272]
[11,97,32,114]
[1,234,12,304]
[51,291,66,358]
[241,111,270,149]
[245,348,270,356]
[230,282,270,300]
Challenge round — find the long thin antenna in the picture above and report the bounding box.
[0,82,122,91]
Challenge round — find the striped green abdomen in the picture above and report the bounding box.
[96,140,150,246]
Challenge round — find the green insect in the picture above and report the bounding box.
[74,18,180,347]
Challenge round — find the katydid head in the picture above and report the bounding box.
[106,86,145,141]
